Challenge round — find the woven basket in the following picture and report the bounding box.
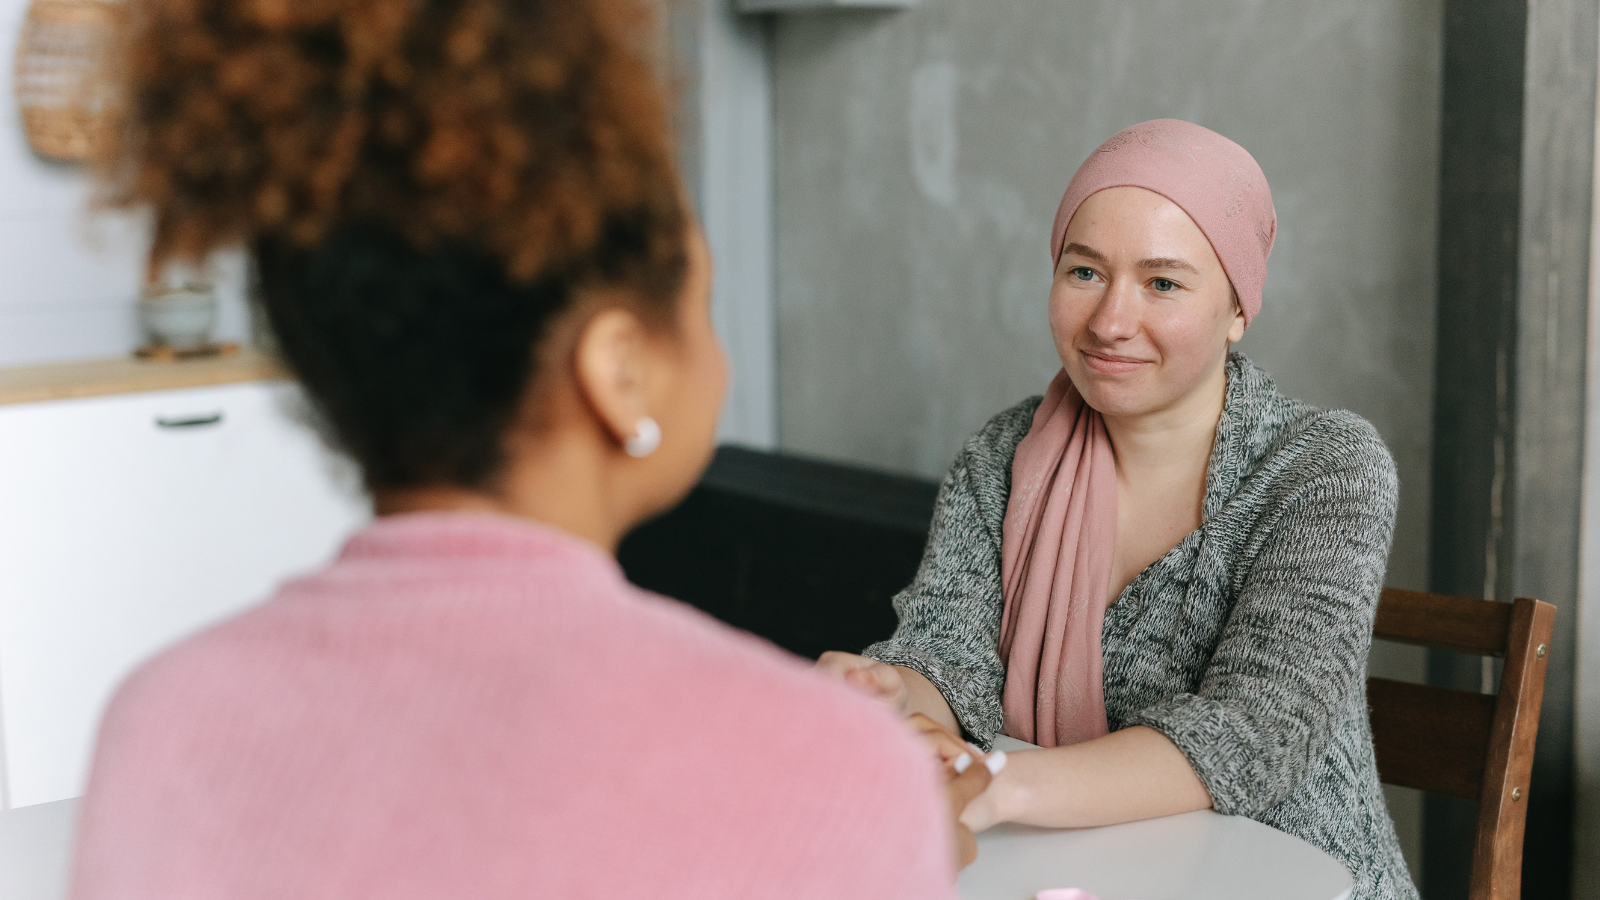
[14,0,123,162]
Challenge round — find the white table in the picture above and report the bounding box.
[958,737,1353,900]
[3,748,1353,900]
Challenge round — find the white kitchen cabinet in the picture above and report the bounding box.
[0,380,370,809]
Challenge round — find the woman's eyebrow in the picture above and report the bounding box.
[1138,256,1201,274]
[1060,241,1110,264]
[1063,243,1201,275]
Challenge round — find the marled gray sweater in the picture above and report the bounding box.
[864,354,1417,900]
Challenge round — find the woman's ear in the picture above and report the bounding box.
[572,303,653,451]
[1227,308,1247,343]
[1226,289,1247,343]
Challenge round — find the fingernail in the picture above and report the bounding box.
[953,753,972,773]
[985,751,1008,775]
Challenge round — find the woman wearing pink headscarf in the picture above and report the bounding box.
[819,120,1416,900]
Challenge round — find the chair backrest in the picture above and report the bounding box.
[1367,588,1556,900]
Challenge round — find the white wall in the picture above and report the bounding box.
[0,0,249,368]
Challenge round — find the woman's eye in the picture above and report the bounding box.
[1152,278,1177,292]
[1071,267,1096,281]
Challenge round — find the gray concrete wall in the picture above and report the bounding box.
[669,0,778,449]
[768,0,1442,880]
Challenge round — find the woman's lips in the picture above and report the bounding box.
[1080,350,1152,376]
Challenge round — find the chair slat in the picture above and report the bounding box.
[1373,588,1512,656]
[1470,596,1556,900]
[1368,676,1494,800]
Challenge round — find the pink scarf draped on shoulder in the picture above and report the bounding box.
[998,371,1118,747]
[997,119,1276,748]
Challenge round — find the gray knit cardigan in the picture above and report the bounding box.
[864,354,1417,900]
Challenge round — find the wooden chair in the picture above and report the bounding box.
[1367,588,1557,900]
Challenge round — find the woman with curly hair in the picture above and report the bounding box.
[67,1,990,897]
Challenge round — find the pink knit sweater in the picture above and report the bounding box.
[70,513,956,899]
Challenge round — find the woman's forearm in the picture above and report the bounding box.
[983,726,1212,829]
[894,666,962,734]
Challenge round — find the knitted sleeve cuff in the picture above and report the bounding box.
[1123,693,1272,817]
[862,640,1003,750]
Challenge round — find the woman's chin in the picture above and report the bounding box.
[1070,370,1159,418]
[1082,395,1152,419]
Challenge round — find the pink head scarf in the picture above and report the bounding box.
[997,120,1276,747]
[1050,118,1276,323]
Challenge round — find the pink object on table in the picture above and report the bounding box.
[70,513,957,900]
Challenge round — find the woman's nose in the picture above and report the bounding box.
[1086,281,1139,343]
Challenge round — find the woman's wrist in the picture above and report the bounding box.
[988,752,1031,823]
[895,665,961,733]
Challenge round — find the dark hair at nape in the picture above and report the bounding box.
[257,221,580,493]
[115,0,693,493]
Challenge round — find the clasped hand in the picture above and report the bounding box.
[817,652,1005,868]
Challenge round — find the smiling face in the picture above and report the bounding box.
[1048,186,1247,421]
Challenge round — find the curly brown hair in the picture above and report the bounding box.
[106,0,684,280]
[103,0,691,490]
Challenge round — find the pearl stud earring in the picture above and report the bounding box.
[625,416,661,458]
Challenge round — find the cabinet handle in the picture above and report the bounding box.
[155,412,224,429]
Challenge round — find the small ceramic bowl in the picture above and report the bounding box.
[139,286,216,350]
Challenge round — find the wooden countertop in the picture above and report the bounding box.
[0,348,287,406]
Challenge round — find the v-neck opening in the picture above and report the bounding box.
[1106,355,1243,612]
